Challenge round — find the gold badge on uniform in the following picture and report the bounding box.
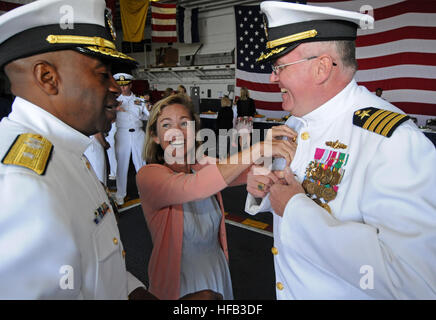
[325,140,347,150]
[302,147,349,215]
[1,133,53,175]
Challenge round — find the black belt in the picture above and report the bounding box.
[128,128,135,132]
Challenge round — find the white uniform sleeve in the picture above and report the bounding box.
[245,193,272,215]
[126,271,146,294]
[245,157,286,215]
[280,127,436,299]
[140,104,149,121]
[0,172,82,299]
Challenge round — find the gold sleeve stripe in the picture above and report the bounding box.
[363,109,387,130]
[375,112,399,135]
[381,114,407,137]
[353,107,409,138]
[367,110,392,132]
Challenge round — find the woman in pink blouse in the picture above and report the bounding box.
[136,94,297,299]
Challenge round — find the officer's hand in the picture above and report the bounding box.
[270,167,305,217]
[246,165,279,198]
[180,290,223,300]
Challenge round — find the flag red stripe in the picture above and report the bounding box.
[393,102,435,116]
[152,24,177,32]
[152,36,177,43]
[358,78,436,92]
[356,26,436,47]
[253,100,283,111]
[236,78,280,93]
[374,1,436,21]
[152,12,176,20]
[357,52,436,70]
[151,2,177,9]
[0,1,22,11]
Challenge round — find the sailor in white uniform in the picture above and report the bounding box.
[106,121,117,180]
[0,0,145,299]
[113,73,148,205]
[245,2,436,299]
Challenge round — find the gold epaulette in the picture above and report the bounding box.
[353,107,409,138]
[1,133,53,175]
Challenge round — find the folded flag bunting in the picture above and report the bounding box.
[120,0,149,42]
[177,6,199,44]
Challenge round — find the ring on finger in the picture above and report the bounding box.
[257,182,265,191]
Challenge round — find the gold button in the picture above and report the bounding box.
[86,161,91,170]
[301,132,310,140]
[122,250,126,258]
[271,247,278,255]
[276,282,284,290]
[113,237,118,245]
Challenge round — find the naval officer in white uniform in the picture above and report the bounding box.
[0,0,148,299]
[246,2,436,299]
[113,73,148,206]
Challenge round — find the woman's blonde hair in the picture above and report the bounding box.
[240,87,250,100]
[144,94,201,164]
[221,96,232,107]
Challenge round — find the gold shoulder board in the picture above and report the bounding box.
[1,133,53,175]
[353,107,409,138]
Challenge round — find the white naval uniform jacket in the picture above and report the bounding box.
[0,97,144,299]
[116,93,149,129]
[245,80,436,299]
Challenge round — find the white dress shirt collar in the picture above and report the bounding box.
[287,79,358,129]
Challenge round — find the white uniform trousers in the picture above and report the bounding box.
[115,127,146,200]
[107,122,117,178]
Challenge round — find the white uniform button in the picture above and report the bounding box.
[276,282,284,290]
[301,132,310,140]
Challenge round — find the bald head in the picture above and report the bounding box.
[4,51,68,101]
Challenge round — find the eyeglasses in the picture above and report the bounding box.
[271,56,318,75]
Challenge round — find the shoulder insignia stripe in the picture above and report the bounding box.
[367,110,391,132]
[1,133,53,175]
[353,107,409,138]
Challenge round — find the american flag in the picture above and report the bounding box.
[235,0,436,125]
[151,2,177,43]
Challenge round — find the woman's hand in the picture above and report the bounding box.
[265,125,297,142]
[253,137,297,168]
